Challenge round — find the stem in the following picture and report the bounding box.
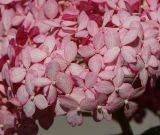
[114,110,134,135]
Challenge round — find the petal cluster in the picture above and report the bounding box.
[0,0,160,134]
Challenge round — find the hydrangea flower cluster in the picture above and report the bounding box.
[0,0,160,134]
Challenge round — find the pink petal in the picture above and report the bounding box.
[30,48,47,63]
[141,45,151,64]
[78,46,95,58]
[66,110,83,127]
[87,20,99,36]
[70,88,86,103]
[29,63,46,77]
[118,83,133,99]
[124,102,138,118]
[46,60,60,81]
[121,46,136,63]
[148,55,158,68]
[0,110,15,127]
[12,15,25,26]
[34,94,48,110]
[64,41,77,62]
[102,108,112,120]
[0,0,14,4]
[47,85,57,104]
[69,63,84,76]
[43,35,56,53]
[85,72,97,88]
[58,96,79,109]
[104,47,120,63]
[88,54,102,73]
[121,29,138,45]
[44,0,59,19]
[56,72,74,94]
[104,28,121,48]
[16,85,29,105]
[107,93,124,112]
[99,70,115,80]
[32,77,51,87]
[113,68,124,88]
[25,73,36,96]
[139,68,148,86]
[93,32,105,50]
[80,98,97,111]
[94,81,114,94]
[10,67,26,83]
[23,99,35,117]
[21,48,31,68]
[2,9,15,32]
[78,11,89,31]
[75,30,88,38]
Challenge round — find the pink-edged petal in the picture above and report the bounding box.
[85,72,97,88]
[94,81,114,94]
[30,48,47,63]
[75,30,88,38]
[139,68,148,86]
[124,101,138,118]
[69,63,84,76]
[78,11,89,31]
[148,55,158,68]
[21,48,31,68]
[56,72,74,94]
[44,0,59,19]
[43,35,56,53]
[93,32,105,50]
[121,29,138,45]
[104,47,120,63]
[2,63,11,86]
[64,41,77,62]
[0,110,15,127]
[29,63,46,77]
[78,46,95,58]
[102,10,113,27]
[80,98,97,111]
[66,110,83,127]
[141,45,151,64]
[87,20,99,36]
[32,77,51,87]
[106,92,124,112]
[10,67,26,83]
[102,107,112,121]
[23,99,35,117]
[46,60,60,81]
[47,85,57,104]
[118,83,133,99]
[25,73,36,96]
[104,28,121,48]
[16,85,29,105]
[34,94,48,110]
[58,96,79,109]
[99,70,115,80]
[94,109,104,121]
[113,68,124,88]
[12,15,25,26]
[0,0,14,4]
[70,87,85,103]
[0,84,5,95]
[88,54,102,73]
[2,9,15,32]
[121,46,136,63]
